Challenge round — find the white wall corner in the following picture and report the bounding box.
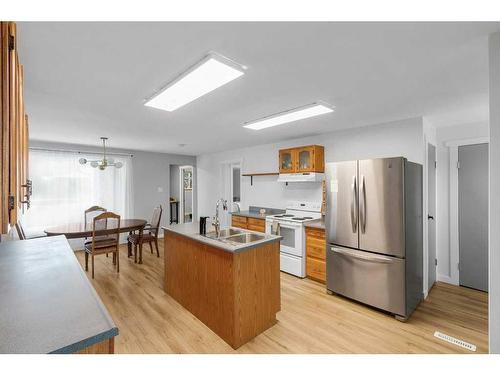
[488,30,500,354]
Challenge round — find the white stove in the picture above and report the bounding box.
[265,202,322,277]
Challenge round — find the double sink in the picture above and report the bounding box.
[204,228,266,245]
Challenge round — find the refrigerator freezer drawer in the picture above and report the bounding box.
[327,246,406,316]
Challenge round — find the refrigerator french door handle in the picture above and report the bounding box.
[360,175,366,233]
[331,246,395,264]
[350,176,358,233]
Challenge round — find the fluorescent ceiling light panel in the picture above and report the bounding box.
[145,53,245,111]
[243,103,334,130]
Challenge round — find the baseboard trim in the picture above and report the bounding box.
[437,274,457,285]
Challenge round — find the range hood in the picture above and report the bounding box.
[277,172,325,183]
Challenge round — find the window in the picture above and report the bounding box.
[24,149,133,232]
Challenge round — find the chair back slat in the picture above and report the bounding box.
[151,205,163,230]
[85,206,107,226]
[92,211,121,246]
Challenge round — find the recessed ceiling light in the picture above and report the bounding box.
[144,52,245,112]
[243,102,334,130]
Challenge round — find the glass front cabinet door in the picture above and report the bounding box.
[279,148,296,173]
[297,146,315,172]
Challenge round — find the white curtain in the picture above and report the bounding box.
[24,149,133,233]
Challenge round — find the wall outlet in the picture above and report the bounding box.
[157,187,164,193]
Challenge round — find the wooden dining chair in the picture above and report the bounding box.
[84,205,109,254]
[15,221,46,240]
[84,212,121,279]
[85,206,107,226]
[127,205,162,262]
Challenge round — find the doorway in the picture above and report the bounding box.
[427,143,437,291]
[458,143,489,292]
[169,164,195,224]
[220,161,241,227]
[179,166,194,224]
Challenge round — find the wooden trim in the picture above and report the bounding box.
[8,22,17,226]
[0,21,30,233]
[76,337,115,354]
[0,23,9,233]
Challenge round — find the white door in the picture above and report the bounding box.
[428,144,437,291]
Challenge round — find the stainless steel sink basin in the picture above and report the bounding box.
[225,233,266,244]
[204,228,244,239]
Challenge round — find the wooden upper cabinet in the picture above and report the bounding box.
[0,21,30,234]
[279,148,296,173]
[279,145,324,173]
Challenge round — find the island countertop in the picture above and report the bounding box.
[162,222,281,253]
[164,221,281,349]
[0,236,118,354]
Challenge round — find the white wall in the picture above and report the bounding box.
[29,140,197,228]
[489,31,500,353]
[197,117,424,218]
[434,122,489,285]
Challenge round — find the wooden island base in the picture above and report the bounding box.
[164,230,281,349]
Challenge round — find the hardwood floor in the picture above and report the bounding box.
[75,239,488,354]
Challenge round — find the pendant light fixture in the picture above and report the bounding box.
[79,137,123,170]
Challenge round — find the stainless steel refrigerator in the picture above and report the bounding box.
[325,157,423,320]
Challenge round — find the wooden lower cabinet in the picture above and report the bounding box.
[247,217,266,232]
[77,338,115,354]
[305,226,326,284]
[231,215,266,233]
[231,215,247,229]
[164,230,280,349]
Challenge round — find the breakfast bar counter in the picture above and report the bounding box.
[163,223,281,349]
[0,236,118,354]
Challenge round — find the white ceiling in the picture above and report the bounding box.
[18,22,500,155]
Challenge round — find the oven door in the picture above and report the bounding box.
[277,221,303,257]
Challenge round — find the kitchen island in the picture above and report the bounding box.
[0,236,118,353]
[163,222,281,349]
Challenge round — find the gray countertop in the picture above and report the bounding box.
[230,206,285,219]
[230,210,268,219]
[0,236,118,354]
[162,222,281,253]
[304,218,326,230]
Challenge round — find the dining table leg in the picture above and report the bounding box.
[139,227,144,264]
[127,231,132,258]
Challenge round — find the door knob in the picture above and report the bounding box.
[428,215,434,220]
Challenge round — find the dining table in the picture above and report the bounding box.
[44,219,148,263]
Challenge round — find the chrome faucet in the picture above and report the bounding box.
[232,202,241,213]
[213,198,228,238]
